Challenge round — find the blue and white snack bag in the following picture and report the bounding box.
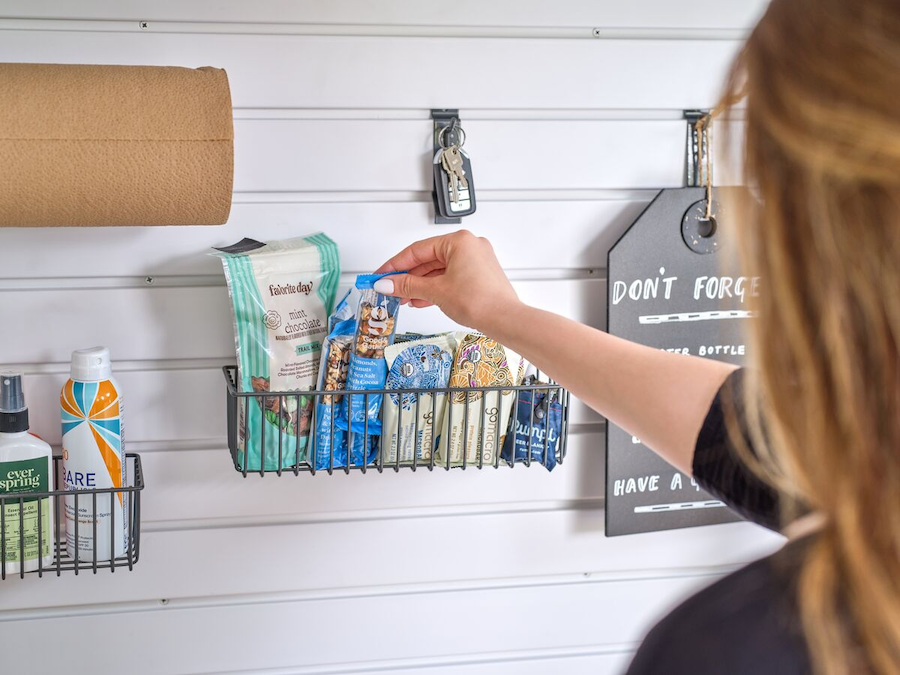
[339,273,403,436]
[312,320,354,470]
[381,335,455,464]
[500,386,562,471]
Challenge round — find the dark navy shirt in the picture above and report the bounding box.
[625,369,812,675]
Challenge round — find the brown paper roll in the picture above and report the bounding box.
[0,63,234,227]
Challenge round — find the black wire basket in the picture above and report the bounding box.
[0,454,144,580]
[224,366,570,477]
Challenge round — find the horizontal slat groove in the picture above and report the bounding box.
[0,564,741,623]
[230,108,746,121]
[0,18,749,40]
[141,499,608,534]
[229,189,661,203]
[0,268,607,291]
[207,642,641,675]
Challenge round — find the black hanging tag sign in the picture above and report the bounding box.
[605,112,760,536]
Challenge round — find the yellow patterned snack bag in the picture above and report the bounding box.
[435,333,525,466]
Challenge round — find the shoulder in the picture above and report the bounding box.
[625,545,810,675]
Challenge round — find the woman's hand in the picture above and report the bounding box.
[373,230,521,332]
[375,231,736,476]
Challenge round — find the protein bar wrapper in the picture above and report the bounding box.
[381,334,455,465]
[500,387,562,471]
[435,334,525,466]
[214,234,340,472]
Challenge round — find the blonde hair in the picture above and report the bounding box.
[721,1,900,673]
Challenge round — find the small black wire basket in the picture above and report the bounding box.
[0,454,144,580]
[224,366,570,477]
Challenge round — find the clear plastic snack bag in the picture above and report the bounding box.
[338,273,403,439]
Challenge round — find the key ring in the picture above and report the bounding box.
[439,120,466,149]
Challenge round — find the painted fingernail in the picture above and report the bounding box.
[373,278,395,294]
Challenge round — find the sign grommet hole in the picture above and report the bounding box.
[682,200,721,254]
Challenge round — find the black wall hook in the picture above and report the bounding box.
[431,109,462,225]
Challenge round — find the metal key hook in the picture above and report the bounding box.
[438,118,466,149]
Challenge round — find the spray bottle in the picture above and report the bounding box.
[0,372,54,574]
[61,347,127,561]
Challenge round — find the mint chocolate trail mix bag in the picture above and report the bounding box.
[214,235,340,472]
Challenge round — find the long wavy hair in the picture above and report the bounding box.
[722,1,900,673]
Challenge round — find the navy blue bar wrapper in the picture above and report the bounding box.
[500,390,562,471]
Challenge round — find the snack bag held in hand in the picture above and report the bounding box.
[435,333,525,466]
[214,234,340,472]
[339,273,403,437]
[500,385,562,471]
[312,287,377,469]
[381,335,455,464]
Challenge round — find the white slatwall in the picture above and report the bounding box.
[0,3,781,673]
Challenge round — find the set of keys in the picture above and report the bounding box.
[433,119,476,219]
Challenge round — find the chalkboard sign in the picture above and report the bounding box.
[605,187,757,536]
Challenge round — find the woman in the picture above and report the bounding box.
[372,1,900,672]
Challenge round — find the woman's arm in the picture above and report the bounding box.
[374,231,736,475]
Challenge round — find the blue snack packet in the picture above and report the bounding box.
[500,387,562,471]
[312,319,354,470]
[346,430,379,467]
[339,272,403,436]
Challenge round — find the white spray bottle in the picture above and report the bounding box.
[0,372,54,574]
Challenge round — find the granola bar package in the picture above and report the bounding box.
[381,335,455,465]
[312,286,378,469]
[312,319,353,470]
[338,273,403,436]
[435,334,526,466]
[500,384,562,471]
[214,234,340,472]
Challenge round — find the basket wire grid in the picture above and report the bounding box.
[224,366,570,477]
[0,454,144,580]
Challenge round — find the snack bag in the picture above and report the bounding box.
[214,234,340,472]
[435,334,525,466]
[339,273,403,436]
[312,284,378,470]
[500,385,562,471]
[312,320,353,470]
[381,335,455,465]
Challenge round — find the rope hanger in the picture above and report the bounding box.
[695,112,716,222]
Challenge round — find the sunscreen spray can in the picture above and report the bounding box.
[61,347,127,561]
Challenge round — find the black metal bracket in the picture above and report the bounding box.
[683,109,710,188]
[431,109,462,225]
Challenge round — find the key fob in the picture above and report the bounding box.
[433,150,476,218]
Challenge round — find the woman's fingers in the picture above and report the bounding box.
[373,272,438,304]
[407,260,446,278]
